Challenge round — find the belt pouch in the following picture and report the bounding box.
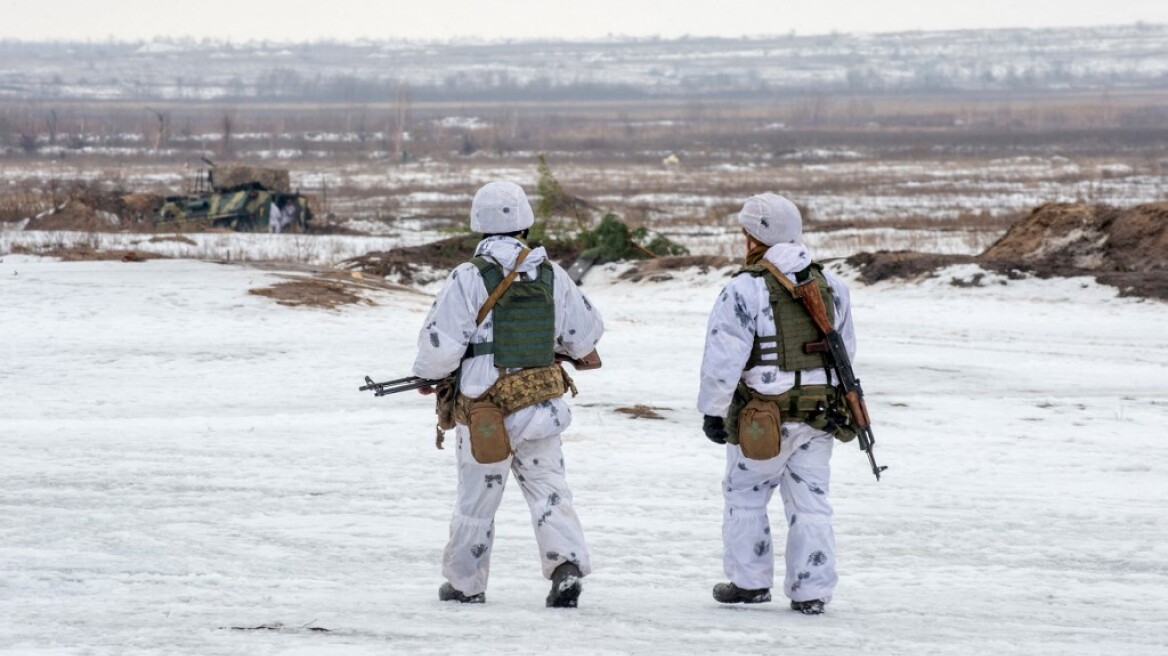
[467,400,511,464]
[737,397,782,460]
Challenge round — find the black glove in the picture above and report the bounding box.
[703,415,729,444]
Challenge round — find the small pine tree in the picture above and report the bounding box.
[535,154,565,220]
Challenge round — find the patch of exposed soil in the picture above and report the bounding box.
[618,255,731,282]
[614,405,667,420]
[249,280,369,309]
[849,202,1168,300]
[248,269,410,309]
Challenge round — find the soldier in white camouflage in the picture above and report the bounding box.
[698,193,858,615]
[413,181,604,607]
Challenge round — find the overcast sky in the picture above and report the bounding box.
[0,0,1166,42]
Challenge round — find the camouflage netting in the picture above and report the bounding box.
[213,166,290,193]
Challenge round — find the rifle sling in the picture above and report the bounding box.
[757,259,798,297]
[758,259,833,336]
[475,247,532,325]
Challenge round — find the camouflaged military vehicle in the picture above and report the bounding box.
[157,162,312,231]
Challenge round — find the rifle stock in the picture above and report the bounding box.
[794,279,834,335]
[560,349,602,370]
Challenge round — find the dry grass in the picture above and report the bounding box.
[4,90,1167,242]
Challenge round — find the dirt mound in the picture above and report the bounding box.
[26,201,117,231]
[618,255,731,282]
[846,251,976,284]
[982,202,1168,273]
[340,235,482,282]
[119,193,165,220]
[1097,204,1168,272]
[22,186,164,232]
[849,202,1168,300]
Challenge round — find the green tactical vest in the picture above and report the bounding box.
[736,262,835,372]
[468,256,556,368]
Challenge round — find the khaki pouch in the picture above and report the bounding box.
[467,400,511,464]
[737,398,782,460]
[435,377,458,432]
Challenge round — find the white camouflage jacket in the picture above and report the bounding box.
[413,236,605,441]
[698,242,856,418]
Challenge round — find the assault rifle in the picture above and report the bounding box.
[793,279,888,481]
[358,350,603,397]
[359,375,438,396]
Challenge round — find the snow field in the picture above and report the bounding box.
[1,255,1166,655]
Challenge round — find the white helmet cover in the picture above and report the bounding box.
[737,192,803,246]
[470,181,536,234]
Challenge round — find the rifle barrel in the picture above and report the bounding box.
[359,374,440,396]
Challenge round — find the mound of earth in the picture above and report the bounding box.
[982,202,1167,273]
[339,235,483,282]
[23,187,165,232]
[847,251,977,284]
[618,255,731,282]
[26,200,123,231]
[849,202,1168,300]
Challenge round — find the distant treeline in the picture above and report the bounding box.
[1,24,1167,104]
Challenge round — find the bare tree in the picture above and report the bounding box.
[147,107,169,152]
[393,81,410,163]
[46,109,59,146]
[220,111,235,158]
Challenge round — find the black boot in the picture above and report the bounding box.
[712,582,771,604]
[790,599,825,614]
[439,582,485,604]
[546,562,583,608]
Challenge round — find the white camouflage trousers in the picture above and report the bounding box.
[722,422,838,603]
[443,426,591,596]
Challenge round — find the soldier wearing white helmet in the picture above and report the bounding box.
[697,193,858,614]
[412,181,604,608]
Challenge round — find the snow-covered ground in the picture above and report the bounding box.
[0,230,450,266]
[2,254,1166,655]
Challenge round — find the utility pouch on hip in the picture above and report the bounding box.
[467,400,511,464]
[435,377,458,432]
[737,397,782,460]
